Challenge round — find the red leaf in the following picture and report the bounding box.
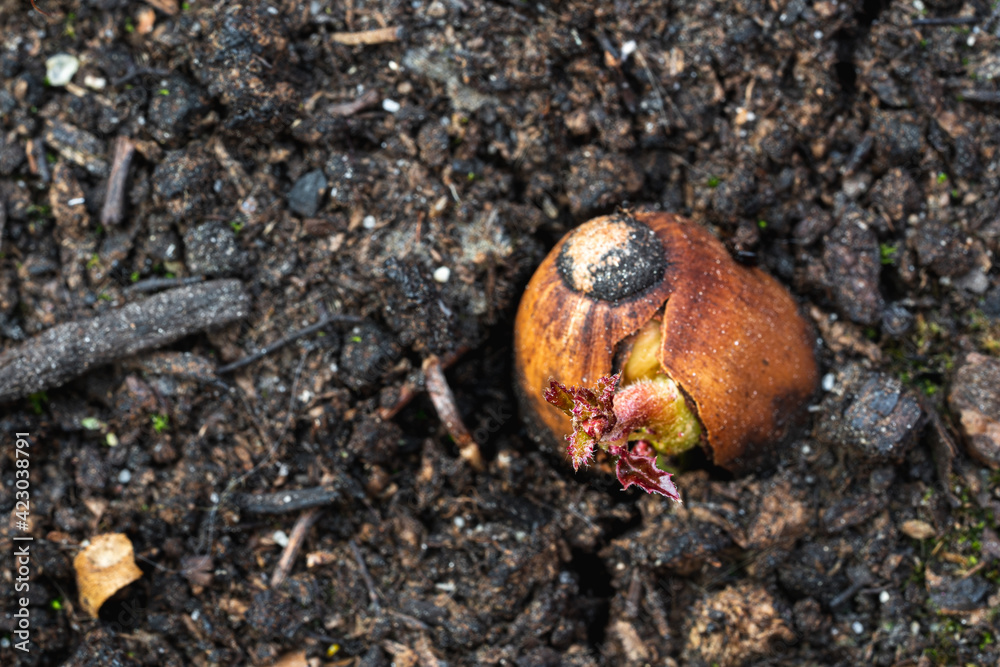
[615,449,681,500]
[565,431,596,471]
[544,380,576,414]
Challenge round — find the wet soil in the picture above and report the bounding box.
[2,0,1000,665]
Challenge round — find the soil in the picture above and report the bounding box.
[1,0,1000,666]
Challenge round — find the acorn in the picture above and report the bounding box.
[513,210,818,497]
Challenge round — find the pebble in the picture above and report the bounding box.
[118,469,132,484]
[852,621,864,635]
[821,373,835,392]
[948,353,1000,469]
[273,530,290,548]
[45,54,79,87]
[382,99,401,113]
[363,215,377,229]
[433,266,451,283]
[879,591,890,604]
[287,169,327,217]
[83,75,106,90]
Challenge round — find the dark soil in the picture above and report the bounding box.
[2,0,1000,666]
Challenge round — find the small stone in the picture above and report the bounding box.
[881,302,914,337]
[954,267,990,295]
[117,469,132,484]
[433,266,451,283]
[426,0,447,18]
[273,531,289,548]
[45,54,80,87]
[287,169,327,217]
[363,215,377,229]
[83,75,107,90]
[381,99,401,113]
[948,353,1000,469]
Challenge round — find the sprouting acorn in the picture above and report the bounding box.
[513,210,818,497]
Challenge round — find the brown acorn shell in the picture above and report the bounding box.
[73,532,144,618]
[513,211,818,473]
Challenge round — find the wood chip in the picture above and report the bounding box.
[900,519,936,540]
[330,26,401,45]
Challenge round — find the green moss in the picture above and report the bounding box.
[151,413,169,433]
[27,391,49,415]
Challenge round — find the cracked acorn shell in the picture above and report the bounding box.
[514,210,818,473]
[74,532,144,618]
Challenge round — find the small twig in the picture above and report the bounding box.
[330,26,401,45]
[911,16,979,26]
[125,276,206,294]
[236,486,341,514]
[389,610,431,631]
[957,90,1000,103]
[422,354,485,472]
[216,312,363,374]
[349,539,382,613]
[0,196,6,256]
[111,66,173,87]
[30,0,51,16]
[378,347,468,420]
[328,88,381,117]
[101,136,136,226]
[270,508,321,588]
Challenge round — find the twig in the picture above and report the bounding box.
[349,539,382,613]
[330,26,401,45]
[0,196,6,256]
[328,88,381,117]
[0,280,249,402]
[236,486,341,514]
[378,346,468,420]
[911,16,979,26]
[270,508,321,588]
[101,136,136,226]
[125,276,206,294]
[957,90,1000,103]
[216,312,364,374]
[422,355,485,472]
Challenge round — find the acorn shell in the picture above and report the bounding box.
[74,532,144,618]
[513,211,818,473]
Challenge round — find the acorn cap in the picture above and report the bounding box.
[74,533,144,618]
[514,210,818,472]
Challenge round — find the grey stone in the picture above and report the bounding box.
[287,169,327,217]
